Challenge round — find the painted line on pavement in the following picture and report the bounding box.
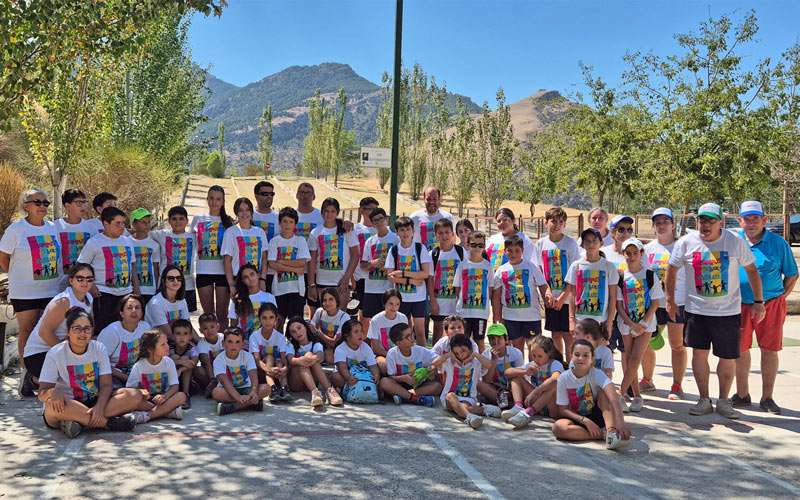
[41,435,87,499]
[401,406,506,500]
[131,427,425,442]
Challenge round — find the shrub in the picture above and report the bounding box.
[206,150,225,178]
[0,162,25,234]
[243,163,261,177]
[71,144,174,215]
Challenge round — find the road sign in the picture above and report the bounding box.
[360,147,391,168]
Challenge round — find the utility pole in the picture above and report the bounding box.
[389,0,403,221]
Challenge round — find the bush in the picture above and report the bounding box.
[0,162,25,234]
[71,145,174,215]
[206,150,225,178]
[243,163,261,177]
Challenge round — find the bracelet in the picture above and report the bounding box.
[308,283,317,288]
[753,300,764,304]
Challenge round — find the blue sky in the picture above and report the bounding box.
[189,0,800,105]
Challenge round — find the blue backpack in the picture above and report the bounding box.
[343,364,379,404]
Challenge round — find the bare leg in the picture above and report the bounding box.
[735,349,751,398]
[477,381,499,404]
[310,363,332,390]
[716,358,735,400]
[552,418,593,441]
[641,345,656,382]
[510,377,533,405]
[432,320,443,345]
[445,393,468,418]
[511,337,525,352]
[330,371,346,389]
[415,380,441,396]
[668,322,687,386]
[380,377,412,400]
[198,285,215,315]
[214,285,230,328]
[551,330,566,357]
[376,356,387,376]
[104,388,146,417]
[760,349,779,400]
[412,316,426,346]
[620,335,648,398]
[148,392,187,420]
[692,349,711,399]
[16,309,42,361]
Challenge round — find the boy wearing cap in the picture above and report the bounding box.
[732,200,798,415]
[615,238,663,413]
[666,202,765,419]
[477,323,524,409]
[152,206,198,312]
[130,208,160,305]
[642,207,687,400]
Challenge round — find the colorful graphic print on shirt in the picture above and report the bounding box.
[493,358,513,386]
[575,269,607,317]
[253,219,276,241]
[621,275,650,323]
[139,371,169,395]
[133,246,155,287]
[276,246,299,283]
[101,246,132,288]
[116,338,141,373]
[196,221,224,261]
[419,222,436,250]
[501,268,531,309]
[165,237,193,275]
[67,361,100,402]
[395,360,423,375]
[378,327,393,351]
[295,222,316,239]
[486,243,506,271]
[226,364,250,388]
[258,343,281,361]
[541,248,568,292]
[647,251,670,283]
[567,381,595,416]
[691,250,729,297]
[461,268,488,309]
[27,234,60,281]
[59,231,90,272]
[435,258,458,299]
[368,242,392,280]
[236,236,262,272]
[317,233,344,271]
[448,364,475,398]
[396,255,417,294]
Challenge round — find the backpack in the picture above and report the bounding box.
[389,242,424,270]
[342,364,379,404]
[431,245,465,268]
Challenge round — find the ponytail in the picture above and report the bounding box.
[209,185,234,228]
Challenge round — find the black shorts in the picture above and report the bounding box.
[545,306,570,333]
[23,352,48,379]
[184,289,198,312]
[684,311,741,359]
[196,273,227,288]
[361,292,384,318]
[583,404,606,429]
[504,320,541,341]
[656,306,686,326]
[276,293,305,320]
[464,318,487,340]
[11,297,51,313]
[354,279,365,303]
[399,300,426,319]
[430,315,447,323]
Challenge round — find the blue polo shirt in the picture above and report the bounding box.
[736,229,798,304]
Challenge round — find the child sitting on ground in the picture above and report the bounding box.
[572,318,614,379]
[379,323,441,407]
[212,327,269,415]
[310,287,350,365]
[431,315,479,359]
[332,319,381,401]
[477,323,523,410]
[170,319,198,408]
[196,313,224,397]
[433,334,497,429]
[366,289,408,374]
[128,330,186,423]
[250,303,291,403]
[285,316,342,407]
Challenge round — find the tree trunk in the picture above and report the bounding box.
[783,179,790,241]
[51,167,67,220]
[597,188,606,208]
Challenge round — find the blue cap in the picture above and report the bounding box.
[609,214,633,229]
[739,200,764,217]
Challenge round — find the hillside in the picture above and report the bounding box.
[507,89,576,143]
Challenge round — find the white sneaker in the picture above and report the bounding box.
[483,404,502,419]
[629,397,643,412]
[465,413,484,429]
[501,405,523,422]
[508,410,531,429]
[689,397,714,416]
[606,430,628,451]
[132,411,150,424]
[619,395,630,413]
[167,407,183,420]
[715,399,741,420]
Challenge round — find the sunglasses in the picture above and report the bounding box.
[73,275,95,283]
[615,227,634,233]
[258,191,275,197]
[69,325,93,334]
[166,275,184,282]
[26,199,51,207]
[469,243,485,248]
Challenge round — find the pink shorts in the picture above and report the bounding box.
[740,296,787,352]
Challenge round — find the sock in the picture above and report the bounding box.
[522,407,533,417]
[514,401,524,408]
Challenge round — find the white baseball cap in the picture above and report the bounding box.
[739,200,764,217]
[651,207,673,220]
[622,238,644,252]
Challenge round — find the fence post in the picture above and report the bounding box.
[578,213,584,234]
[634,215,639,237]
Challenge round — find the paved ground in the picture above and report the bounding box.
[2,327,800,499]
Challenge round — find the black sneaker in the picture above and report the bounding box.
[280,386,292,402]
[252,399,264,412]
[182,398,191,410]
[19,369,36,398]
[269,385,280,403]
[730,393,752,409]
[60,420,83,439]
[759,398,781,415]
[216,402,236,416]
[106,414,136,432]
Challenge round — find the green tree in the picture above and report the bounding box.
[518,117,573,217]
[259,104,273,172]
[474,89,517,215]
[302,89,356,183]
[217,121,226,173]
[206,150,225,178]
[303,91,327,178]
[445,99,478,217]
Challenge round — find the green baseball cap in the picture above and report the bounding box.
[697,202,722,220]
[130,208,152,222]
[486,323,508,337]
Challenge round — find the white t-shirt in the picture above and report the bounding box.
[485,231,535,272]
[431,336,479,356]
[152,230,196,290]
[97,320,151,374]
[213,350,257,389]
[565,258,620,323]
[481,346,524,386]
[308,225,359,286]
[145,293,190,328]
[0,219,62,299]
[366,310,409,351]
[249,329,288,361]
[556,367,612,416]
[440,357,482,402]
[285,340,324,357]
[190,215,226,275]
[77,233,136,295]
[221,224,268,276]
[131,235,160,296]
[24,288,93,357]
[431,246,463,316]
[227,291,277,334]
[569,345,614,373]
[526,358,565,387]
[384,242,433,303]
[353,223,377,281]
[645,239,686,306]
[534,234,581,294]
[386,345,434,376]
[333,341,377,369]
[452,259,493,319]
[39,340,111,402]
[669,230,754,316]
[267,234,310,296]
[493,261,547,321]
[252,209,279,242]
[54,218,94,275]
[600,244,628,274]
[311,308,350,341]
[125,356,179,395]
[196,334,224,361]
[296,208,323,239]
[361,231,400,294]
[85,218,104,235]
[410,208,455,250]
[616,268,664,334]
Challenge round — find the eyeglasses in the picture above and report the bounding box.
[69,325,93,334]
[166,275,184,282]
[469,243,484,248]
[615,227,634,234]
[258,191,275,197]
[25,199,51,207]
[73,275,95,283]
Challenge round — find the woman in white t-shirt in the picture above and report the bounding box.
[145,264,191,340]
[485,208,534,272]
[38,307,144,438]
[0,189,62,391]
[97,294,151,387]
[307,197,360,307]
[221,197,268,300]
[23,263,95,382]
[191,185,235,325]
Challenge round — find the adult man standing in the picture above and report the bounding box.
[665,202,765,419]
[410,186,455,250]
[295,182,323,239]
[732,201,798,414]
[253,181,279,242]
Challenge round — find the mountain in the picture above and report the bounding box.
[507,89,576,143]
[195,63,482,169]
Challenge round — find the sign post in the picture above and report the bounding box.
[360,147,391,168]
[390,0,403,221]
